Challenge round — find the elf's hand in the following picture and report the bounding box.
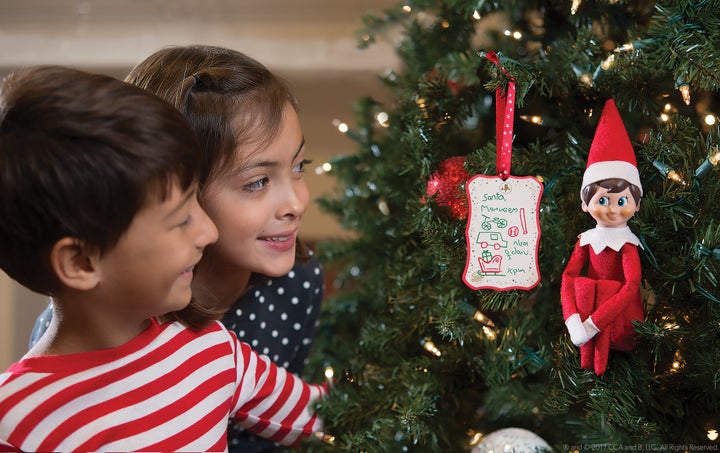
[565,313,590,346]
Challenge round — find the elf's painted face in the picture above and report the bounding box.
[582,186,640,228]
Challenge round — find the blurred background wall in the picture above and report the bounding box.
[0,0,398,369]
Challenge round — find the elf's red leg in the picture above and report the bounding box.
[580,341,593,371]
[594,330,611,375]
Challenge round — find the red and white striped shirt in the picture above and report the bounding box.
[0,318,326,452]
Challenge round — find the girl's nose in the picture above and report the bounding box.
[280,180,309,219]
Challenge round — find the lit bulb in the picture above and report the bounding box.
[600,54,615,70]
[679,84,691,105]
[520,115,543,124]
[571,0,581,14]
[614,42,634,52]
[376,111,390,127]
[402,5,411,13]
[710,148,720,165]
[324,366,335,380]
[660,113,670,122]
[421,338,442,357]
[708,429,719,441]
[705,114,717,126]
[482,326,497,340]
[472,10,481,20]
[473,311,496,327]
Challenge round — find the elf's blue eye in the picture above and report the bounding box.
[598,196,609,206]
[618,196,628,207]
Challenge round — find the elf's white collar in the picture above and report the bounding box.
[579,226,642,254]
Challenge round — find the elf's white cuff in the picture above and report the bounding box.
[565,313,589,346]
[583,316,600,340]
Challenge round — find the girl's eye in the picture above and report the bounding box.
[618,196,628,207]
[244,177,269,192]
[598,196,609,206]
[293,159,312,173]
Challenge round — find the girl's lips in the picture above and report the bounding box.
[259,231,297,252]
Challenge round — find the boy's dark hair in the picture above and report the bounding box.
[581,178,642,206]
[126,45,308,287]
[0,65,214,328]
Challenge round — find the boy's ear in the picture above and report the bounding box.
[50,237,101,291]
[581,201,589,212]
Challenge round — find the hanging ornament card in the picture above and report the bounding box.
[463,175,542,290]
[463,51,543,291]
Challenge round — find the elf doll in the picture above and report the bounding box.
[560,99,644,376]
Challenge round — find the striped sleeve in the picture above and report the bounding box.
[229,337,327,447]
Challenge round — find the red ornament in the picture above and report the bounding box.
[424,156,470,219]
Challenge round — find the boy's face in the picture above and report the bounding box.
[201,102,309,279]
[582,186,640,228]
[96,182,218,321]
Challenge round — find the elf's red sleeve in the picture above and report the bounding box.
[587,243,642,333]
[560,240,588,321]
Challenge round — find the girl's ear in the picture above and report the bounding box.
[50,237,101,291]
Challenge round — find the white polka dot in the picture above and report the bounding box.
[281,338,289,345]
[302,338,312,345]
[274,355,281,362]
[262,347,270,355]
[277,287,285,295]
[251,339,259,347]
[293,323,301,331]
[288,270,296,278]
[254,290,261,297]
[306,306,313,315]
[268,304,275,312]
[238,330,246,338]
[249,313,256,321]
[260,321,266,329]
[235,308,242,316]
[282,361,290,368]
[281,313,288,321]
[291,297,299,305]
[271,330,279,337]
[258,296,265,303]
[314,267,320,275]
[303,281,311,289]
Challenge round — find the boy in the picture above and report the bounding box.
[0,66,324,451]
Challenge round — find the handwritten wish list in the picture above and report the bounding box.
[463,174,543,291]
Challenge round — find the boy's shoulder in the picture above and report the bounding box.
[2,319,234,378]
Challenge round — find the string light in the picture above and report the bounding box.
[503,29,523,40]
[675,75,691,105]
[324,366,335,380]
[520,114,543,125]
[314,431,336,445]
[332,118,363,141]
[695,146,720,179]
[708,429,719,441]
[572,64,593,87]
[570,0,581,15]
[705,114,717,126]
[421,338,442,357]
[472,10,481,20]
[402,5,412,13]
[376,111,390,128]
[653,160,687,185]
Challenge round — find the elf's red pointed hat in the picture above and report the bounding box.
[582,99,643,195]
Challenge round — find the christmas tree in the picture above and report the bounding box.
[304,0,720,451]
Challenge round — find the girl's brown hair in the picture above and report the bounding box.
[126,45,308,327]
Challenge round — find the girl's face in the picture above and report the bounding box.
[582,186,640,228]
[200,102,310,280]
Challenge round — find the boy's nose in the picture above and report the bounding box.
[198,208,219,246]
